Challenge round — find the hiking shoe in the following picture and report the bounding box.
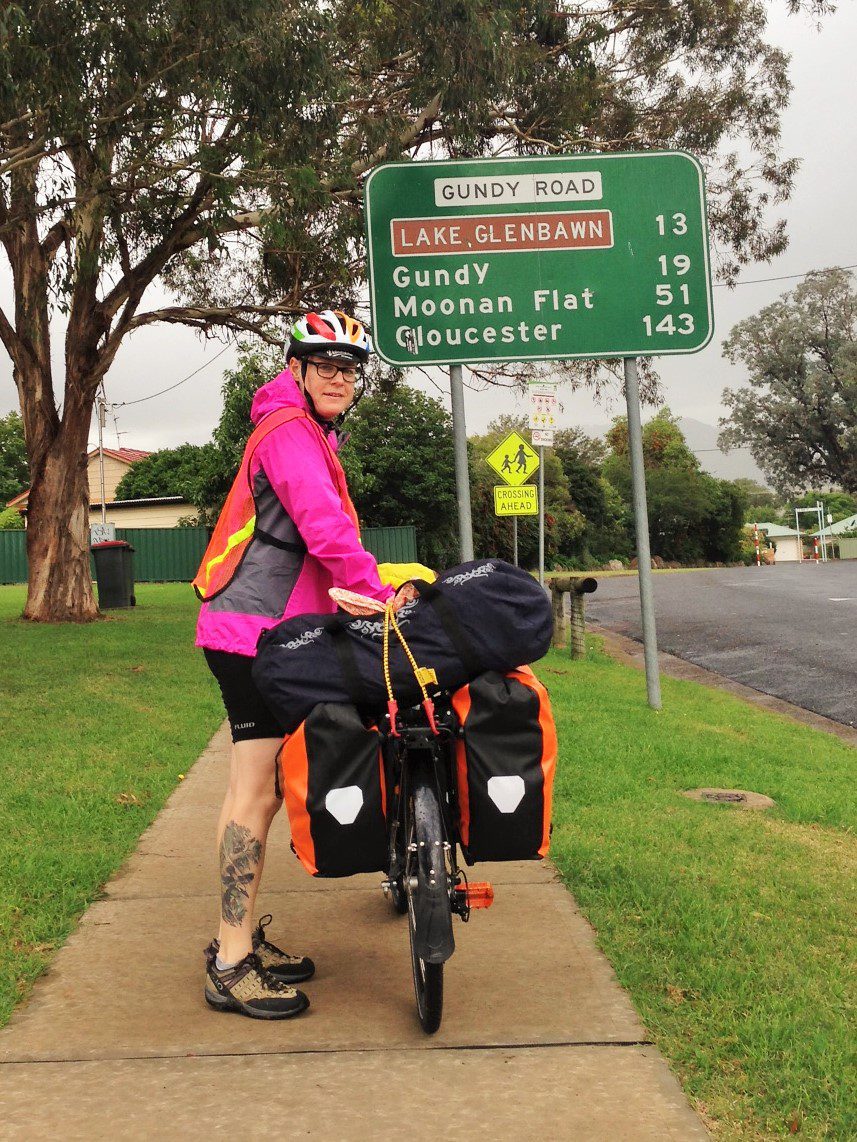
[204,944,309,1020]
[208,915,315,984]
[252,914,316,984]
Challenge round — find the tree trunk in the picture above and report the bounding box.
[23,389,98,623]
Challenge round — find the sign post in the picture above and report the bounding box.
[449,363,474,561]
[624,357,661,709]
[528,382,558,587]
[365,152,713,707]
[487,432,540,569]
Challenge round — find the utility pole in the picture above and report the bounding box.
[97,393,108,526]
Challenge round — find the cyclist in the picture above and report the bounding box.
[197,310,399,1019]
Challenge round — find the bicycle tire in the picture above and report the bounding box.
[405,758,452,1034]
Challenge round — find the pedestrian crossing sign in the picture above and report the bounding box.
[485,431,540,487]
[494,485,538,516]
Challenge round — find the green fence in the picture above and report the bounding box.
[0,524,418,585]
[0,531,27,585]
[363,525,418,564]
[114,527,209,581]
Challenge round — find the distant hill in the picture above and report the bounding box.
[577,417,769,485]
[677,418,768,484]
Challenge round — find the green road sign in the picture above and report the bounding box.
[364,152,713,366]
[485,432,539,487]
[494,485,538,516]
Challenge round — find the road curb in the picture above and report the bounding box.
[590,624,857,747]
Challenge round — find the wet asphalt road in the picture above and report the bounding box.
[586,563,857,727]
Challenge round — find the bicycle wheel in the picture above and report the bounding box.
[405,757,453,1034]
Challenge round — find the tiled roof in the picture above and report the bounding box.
[88,447,151,463]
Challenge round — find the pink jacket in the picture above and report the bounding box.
[196,368,393,656]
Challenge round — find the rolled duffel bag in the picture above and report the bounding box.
[277,703,388,877]
[253,559,552,732]
[451,666,557,863]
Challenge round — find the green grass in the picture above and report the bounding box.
[0,584,224,1025]
[546,642,855,1140]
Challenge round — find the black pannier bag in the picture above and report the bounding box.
[253,559,552,733]
[277,702,388,877]
[451,667,557,863]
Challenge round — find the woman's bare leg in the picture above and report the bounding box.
[215,737,282,964]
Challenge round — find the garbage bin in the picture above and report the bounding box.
[91,540,136,609]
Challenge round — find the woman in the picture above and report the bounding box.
[197,310,398,1020]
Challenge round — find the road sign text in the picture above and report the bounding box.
[391,211,613,256]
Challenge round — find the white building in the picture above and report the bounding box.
[755,522,803,562]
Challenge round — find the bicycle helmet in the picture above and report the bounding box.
[288,310,372,362]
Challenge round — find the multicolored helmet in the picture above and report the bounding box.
[288,310,372,362]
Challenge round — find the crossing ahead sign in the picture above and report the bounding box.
[364,152,713,366]
[494,486,538,516]
[485,432,539,487]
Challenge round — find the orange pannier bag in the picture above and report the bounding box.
[276,703,388,878]
[451,666,557,863]
[193,407,359,602]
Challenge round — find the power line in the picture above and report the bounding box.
[115,340,235,408]
[713,263,857,288]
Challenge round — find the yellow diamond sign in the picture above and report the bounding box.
[485,431,540,487]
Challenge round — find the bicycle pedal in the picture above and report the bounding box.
[454,882,494,909]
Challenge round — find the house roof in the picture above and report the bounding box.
[88,447,151,464]
[812,512,857,537]
[6,446,152,509]
[754,522,802,538]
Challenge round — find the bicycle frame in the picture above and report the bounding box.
[383,698,461,964]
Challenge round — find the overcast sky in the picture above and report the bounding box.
[2,2,855,456]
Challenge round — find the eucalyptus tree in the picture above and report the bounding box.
[1,0,828,618]
[720,268,857,494]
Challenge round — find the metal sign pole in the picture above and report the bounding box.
[449,363,474,562]
[538,446,545,586]
[513,516,518,567]
[817,501,826,562]
[623,357,662,710]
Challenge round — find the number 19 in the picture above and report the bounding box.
[658,254,691,276]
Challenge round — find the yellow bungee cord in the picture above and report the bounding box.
[382,600,439,736]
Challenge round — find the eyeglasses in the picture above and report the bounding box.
[307,357,359,383]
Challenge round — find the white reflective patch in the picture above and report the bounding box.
[325,786,364,825]
[487,775,526,813]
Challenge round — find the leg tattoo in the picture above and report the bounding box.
[220,820,263,927]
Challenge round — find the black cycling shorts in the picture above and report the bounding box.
[203,649,286,743]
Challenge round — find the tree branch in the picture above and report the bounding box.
[0,304,23,370]
[41,217,76,264]
[350,92,442,179]
[127,304,295,332]
[225,93,444,231]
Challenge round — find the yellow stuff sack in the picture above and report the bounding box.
[376,562,436,589]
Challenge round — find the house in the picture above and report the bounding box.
[812,512,857,560]
[6,447,195,528]
[754,522,803,562]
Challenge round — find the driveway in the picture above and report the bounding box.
[586,564,857,727]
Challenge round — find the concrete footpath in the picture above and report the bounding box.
[0,725,708,1141]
